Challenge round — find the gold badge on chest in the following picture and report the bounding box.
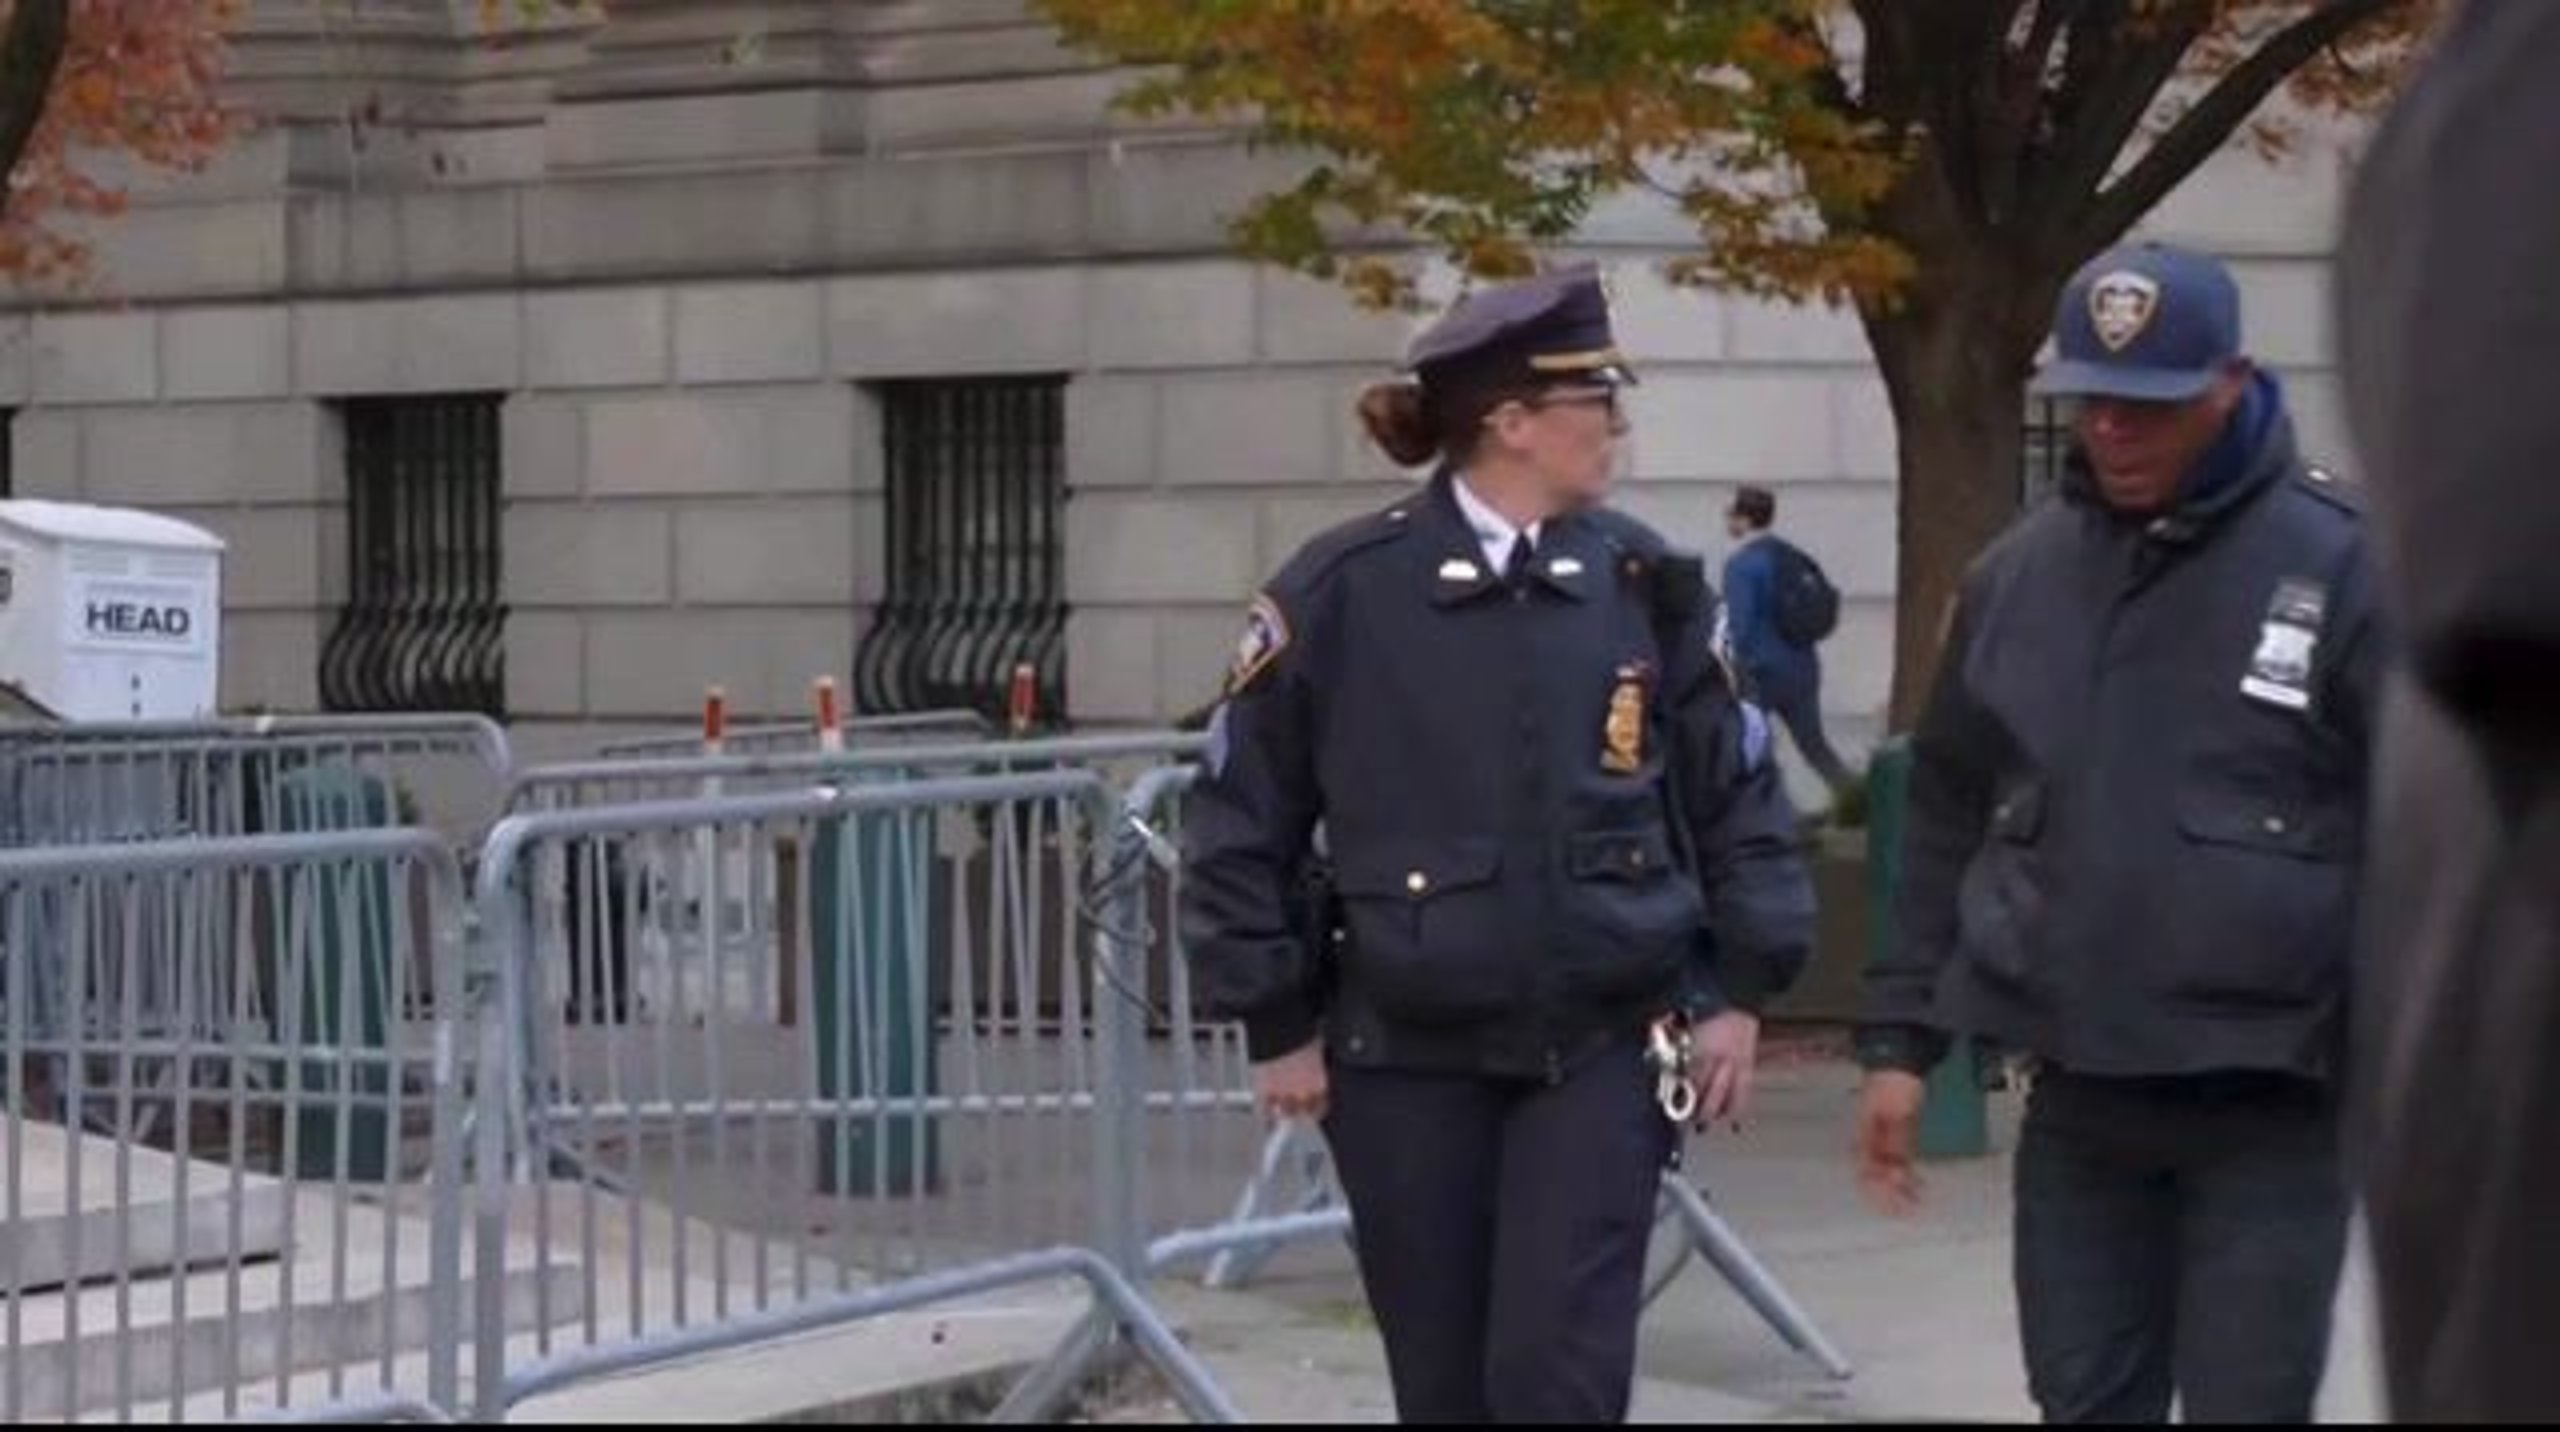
[1602,664,1648,774]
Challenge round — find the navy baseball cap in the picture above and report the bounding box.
[1405,264,1639,391]
[2034,244,2243,402]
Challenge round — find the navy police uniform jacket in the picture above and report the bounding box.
[1181,472,1816,1080]
[1864,387,2383,1082]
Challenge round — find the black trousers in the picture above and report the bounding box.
[1322,1043,1675,1424]
[2014,1070,2349,1424]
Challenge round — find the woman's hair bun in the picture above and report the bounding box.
[1356,382,1442,467]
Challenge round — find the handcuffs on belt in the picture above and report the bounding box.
[1647,1014,1699,1125]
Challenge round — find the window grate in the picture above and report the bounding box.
[319,395,506,716]
[853,378,1069,724]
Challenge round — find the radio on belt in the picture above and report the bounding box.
[0,499,224,721]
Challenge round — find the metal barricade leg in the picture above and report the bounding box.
[1640,1189,1699,1311]
[1001,797,1162,1422]
[1201,1123,1341,1291]
[988,1307,1116,1425]
[489,1248,1241,1424]
[1659,1175,1855,1381]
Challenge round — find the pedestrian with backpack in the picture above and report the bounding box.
[1721,486,1857,799]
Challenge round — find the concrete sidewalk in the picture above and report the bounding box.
[1117,1061,2384,1424]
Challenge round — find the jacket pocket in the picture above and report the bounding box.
[2176,797,2352,862]
[1955,780,2049,990]
[1332,838,1519,1024]
[2160,789,2354,1009]
[1558,824,1701,1005]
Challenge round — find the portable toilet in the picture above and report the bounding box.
[0,500,224,721]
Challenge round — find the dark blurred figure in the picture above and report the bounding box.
[2334,3,2560,1421]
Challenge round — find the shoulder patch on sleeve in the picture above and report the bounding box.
[1226,595,1291,696]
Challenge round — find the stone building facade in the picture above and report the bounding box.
[0,1,2361,761]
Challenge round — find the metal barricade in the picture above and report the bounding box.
[0,830,474,1422]
[467,769,1216,1419]
[0,716,515,851]
[507,731,1208,813]
[589,711,997,763]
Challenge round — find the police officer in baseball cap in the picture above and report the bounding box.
[1182,264,1814,1423]
[1856,242,2386,1423]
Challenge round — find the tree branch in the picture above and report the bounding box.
[0,0,69,220]
[1849,0,1922,127]
[2050,0,2131,137]
[1769,6,1893,246]
[2021,0,2206,248]
[2018,0,2082,73]
[1980,0,2074,222]
[2074,0,2415,253]
[1778,9,1862,125]
[1932,0,2023,219]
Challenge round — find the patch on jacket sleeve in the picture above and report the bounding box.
[1226,595,1291,696]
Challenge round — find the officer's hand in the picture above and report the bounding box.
[1856,1070,1928,1217]
[1252,1041,1329,1124]
[1694,1011,1761,1128]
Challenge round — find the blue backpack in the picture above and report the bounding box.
[1769,539,1840,647]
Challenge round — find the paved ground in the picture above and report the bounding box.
[238,1055,2375,1424]
[1114,1060,2385,1424]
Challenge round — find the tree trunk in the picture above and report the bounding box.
[1865,271,2056,731]
[0,0,68,213]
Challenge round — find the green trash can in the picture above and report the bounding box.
[1863,738,1990,1160]
[809,793,943,1197]
[266,764,404,1181]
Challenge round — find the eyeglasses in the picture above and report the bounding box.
[1479,386,1630,435]
[1530,386,1622,414]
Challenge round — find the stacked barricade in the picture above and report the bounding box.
[587,710,997,763]
[0,716,514,852]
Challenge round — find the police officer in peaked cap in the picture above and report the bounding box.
[1181,264,1816,1423]
[1856,243,2384,1423]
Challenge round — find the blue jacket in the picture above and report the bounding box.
[1721,536,1818,696]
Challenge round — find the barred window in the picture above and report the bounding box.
[2023,395,2070,509]
[320,395,506,716]
[852,378,1069,724]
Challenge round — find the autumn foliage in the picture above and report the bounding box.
[1038,0,2431,312]
[0,0,241,282]
[1038,0,2440,722]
